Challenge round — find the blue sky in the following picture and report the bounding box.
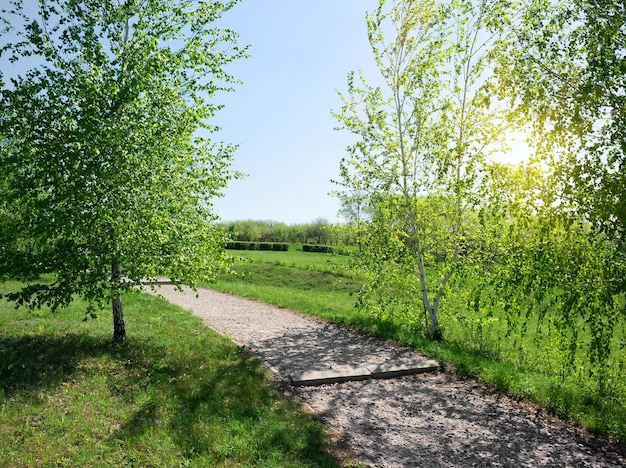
[210,1,532,224]
[211,0,380,224]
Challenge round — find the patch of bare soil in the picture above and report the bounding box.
[148,284,626,467]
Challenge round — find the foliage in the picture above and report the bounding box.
[333,0,506,339]
[494,0,625,215]
[327,0,626,414]
[332,0,625,400]
[0,0,247,340]
[302,244,334,253]
[463,160,626,398]
[492,0,625,286]
[220,218,338,245]
[0,284,339,467]
[483,0,626,394]
[225,241,289,251]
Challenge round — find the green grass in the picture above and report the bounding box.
[209,249,626,443]
[227,244,353,272]
[0,280,340,467]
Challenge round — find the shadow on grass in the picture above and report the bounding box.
[0,332,115,396]
[0,332,339,467]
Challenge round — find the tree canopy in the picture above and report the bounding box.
[334,0,624,391]
[0,0,248,340]
[493,0,625,245]
[484,0,626,392]
[334,0,625,393]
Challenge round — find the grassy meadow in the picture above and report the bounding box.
[211,247,359,317]
[0,280,341,467]
[210,246,626,443]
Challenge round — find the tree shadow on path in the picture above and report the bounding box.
[248,326,626,467]
[247,322,421,376]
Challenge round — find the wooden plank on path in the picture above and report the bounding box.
[367,359,439,379]
[290,367,372,386]
[289,359,439,387]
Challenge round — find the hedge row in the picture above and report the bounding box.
[225,241,289,251]
[225,242,338,254]
[302,244,334,253]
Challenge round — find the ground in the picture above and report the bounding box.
[150,283,626,467]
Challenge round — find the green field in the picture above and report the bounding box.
[0,280,340,467]
[211,247,359,319]
[210,248,626,442]
[225,245,353,271]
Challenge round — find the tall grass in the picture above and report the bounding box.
[209,250,626,442]
[0,281,340,467]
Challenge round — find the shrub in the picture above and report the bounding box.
[226,242,289,251]
[226,241,259,250]
[302,244,334,253]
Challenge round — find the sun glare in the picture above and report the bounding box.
[490,130,535,166]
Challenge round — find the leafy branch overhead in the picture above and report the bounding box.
[0,0,249,341]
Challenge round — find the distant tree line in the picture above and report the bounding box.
[219,219,353,246]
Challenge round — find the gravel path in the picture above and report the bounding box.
[149,284,626,467]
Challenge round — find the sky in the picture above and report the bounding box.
[209,0,533,224]
[210,0,380,224]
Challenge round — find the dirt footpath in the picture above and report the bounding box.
[148,284,626,467]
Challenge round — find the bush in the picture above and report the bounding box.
[226,242,289,252]
[302,244,334,253]
[226,241,258,250]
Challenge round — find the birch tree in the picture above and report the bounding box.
[333,0,505,340]
[0,0,247,341]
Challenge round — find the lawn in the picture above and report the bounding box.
[226,244,353,272]
[0,280,340,467]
